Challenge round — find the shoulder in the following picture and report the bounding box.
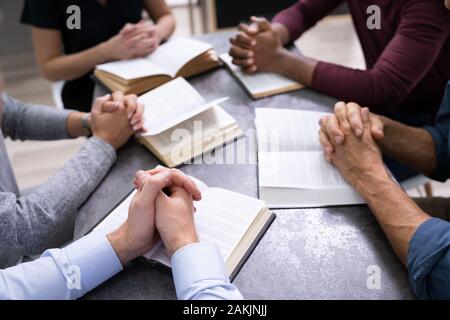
[20,0,66,30]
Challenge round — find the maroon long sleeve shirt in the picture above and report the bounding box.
[273,0,450,116]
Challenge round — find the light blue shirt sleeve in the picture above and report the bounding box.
[0,232,123,300]
[171,243,244,300]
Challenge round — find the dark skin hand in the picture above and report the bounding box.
[228,16,317,86]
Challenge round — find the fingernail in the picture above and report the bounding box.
[133,124,140,131]
[355,128,363,137]
[325,147,333,154]
[247,59,254,65]
[251,40,256,46]
[335,136,343,144]
[248,51,254,57]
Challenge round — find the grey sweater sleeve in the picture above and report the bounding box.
[1,93,71,141]
[0,137,117,261]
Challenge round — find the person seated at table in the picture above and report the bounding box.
[21,0,176,111]
[318,97,450,299]
[0,71,145,268]
[0,168,243,300]
[229,0,450,126]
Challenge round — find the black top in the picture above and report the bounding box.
[21,0,144,111]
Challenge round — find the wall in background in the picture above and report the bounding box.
[0,0,32,55]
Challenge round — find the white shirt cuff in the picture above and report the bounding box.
[171,243,229,299]
[62,232,123,295]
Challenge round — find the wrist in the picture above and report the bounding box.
[107,224,143,266]
[269,47,291,74]
[98,40,114,62]
[167,234,199,257]
[353,165,393,200]
[93,133,119,150]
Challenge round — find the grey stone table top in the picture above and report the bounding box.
[74,31,414,300]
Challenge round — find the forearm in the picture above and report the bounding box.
[154,14,176,42]
[378,117,437,176]
[39,43,111,81]
[0,138,116,255]
[1,94,71,140]
[353,167,430,265]
[273,50,318,86]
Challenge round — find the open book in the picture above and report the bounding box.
[137,78,243,167]
[92,176,275,280]
[94,38,221,95]
[255,108,364,208]
[220,53,303,99]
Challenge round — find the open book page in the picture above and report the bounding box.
[149,38,213,77]
[259,151,351,189]
[220,53,300,96]
[148,187,265,267]
[139,78,227,135]
[144,105,237,157]
[255,108,329,152]
[92,179,265,269]
[96,59,167,81]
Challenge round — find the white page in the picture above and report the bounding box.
[92,181,264,267]
[96,59,167,80]
[220,53,300,96]
[145,105,238,160]
[148,38,213,77]
[258,151,351,189]
[138,78,227,135]
[96,38,212,80]
[255,108,329,152]
[149,187,265,266]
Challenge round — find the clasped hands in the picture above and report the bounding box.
[87,91,145,150]
[103,20,161,61]
[107,167,203,265]
[229,16,286,74]
[318,102,388,188]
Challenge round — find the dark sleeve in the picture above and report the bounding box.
[20,0,63,30]
[407,218,450,300]
[423,82,450,182]
[272,0,344,42]
[310,0,450,112]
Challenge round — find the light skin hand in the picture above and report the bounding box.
[322,106,387,187]
[108,170,175,265]
[133,167,202,257]
[66,92,146,139]
[155,185,198,257]
[90,94,133,150]
[319,102,385,157]
[320,106,431,265]
[102,25,156,61]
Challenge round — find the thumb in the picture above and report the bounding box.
[371,114,385,141]
[139,170,173,200]
[91,94,111,114]
[250,16,272,31]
